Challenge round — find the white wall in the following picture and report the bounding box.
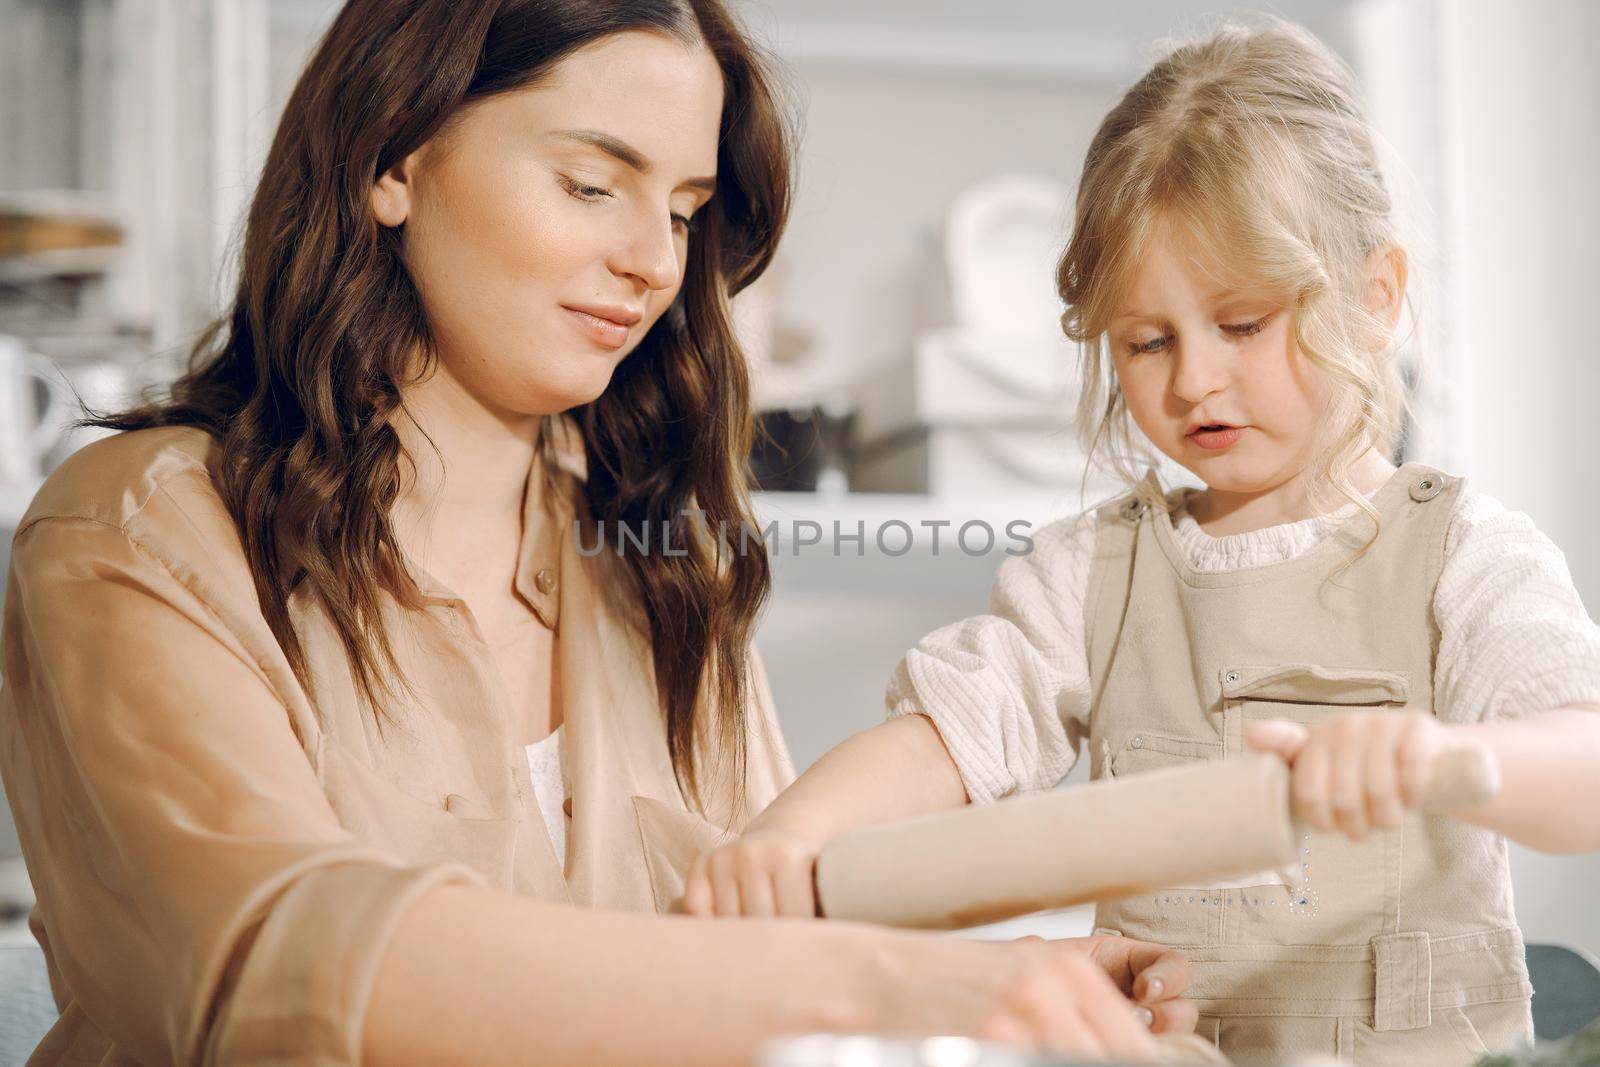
[1435,0,1600,958]
[1439,0,1600,602]
[765,72,1113,398]
[741,0,1353,400]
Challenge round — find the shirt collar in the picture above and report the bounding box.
[403,414,587,630]
[512,414,587,629]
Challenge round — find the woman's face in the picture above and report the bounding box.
[372,30,725,417]
[1107,216,1327,495]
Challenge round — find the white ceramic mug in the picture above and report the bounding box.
[942,173,1076,398]
[0,334,76,488]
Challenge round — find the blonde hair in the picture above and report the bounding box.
[1059,19,1413,537]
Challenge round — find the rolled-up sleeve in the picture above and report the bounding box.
[1434,492,1600,723]
[884,512,1097,805]
[0,515,485,1065]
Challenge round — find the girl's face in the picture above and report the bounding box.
[371,31,724,417]
[1108,217,1328,496]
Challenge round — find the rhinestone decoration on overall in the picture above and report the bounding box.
[1285,832,1322,917]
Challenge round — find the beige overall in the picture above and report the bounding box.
[1083,462,1533,1066]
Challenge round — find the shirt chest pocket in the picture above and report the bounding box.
[632,795,734,914]
[314,734,519,890]
[1222,663,1411,707]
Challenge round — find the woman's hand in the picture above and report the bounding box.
[1245,712,1460,839]
[1068,934,1198,1036]
[681,827,822,918]
[896,936,1162,1061]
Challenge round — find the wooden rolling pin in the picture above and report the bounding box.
[814,747,1499,930]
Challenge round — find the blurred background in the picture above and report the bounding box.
[1,0,1596,953]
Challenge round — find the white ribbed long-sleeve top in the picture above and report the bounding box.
[887,482,1600,806]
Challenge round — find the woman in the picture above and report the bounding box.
[0,2,1193,1064]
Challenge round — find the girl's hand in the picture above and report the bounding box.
[680,827,822,918]
[1245,712,1460,839]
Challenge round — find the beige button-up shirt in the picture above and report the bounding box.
[0,421,794,1065]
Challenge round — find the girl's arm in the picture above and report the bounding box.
[682,514,1103,921]
[362,882,1174,1067]
[747,712,968,845]
[1246,705,1600,852]
[681,713,966,919]
[1453,704,1600,851]
[1424,493,1600,850]
[1248,492,1600,851]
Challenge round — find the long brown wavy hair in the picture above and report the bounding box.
[86,0,793,811]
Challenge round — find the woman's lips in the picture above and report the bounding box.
[562,306,633,350]
[1188,425,1246,450]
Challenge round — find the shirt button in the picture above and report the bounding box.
[1130,735,1144,749]
[535,567,558,595]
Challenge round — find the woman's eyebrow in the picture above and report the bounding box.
[551,128,716,193]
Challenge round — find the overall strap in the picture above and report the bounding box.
[1082,472,1160,759]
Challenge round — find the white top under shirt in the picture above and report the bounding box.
[887,481,1600,806]
[525,725,570,863]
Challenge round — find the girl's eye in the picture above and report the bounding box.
[671,213,692,233]
[1127,334,1173,356]
[1221,314,1272,338]
[558,175,613,202]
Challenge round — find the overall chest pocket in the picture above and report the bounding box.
[1221,662,1414,771]
[1221,663,1411,711]
[314,734,520,890]
[1220,663,1413,940]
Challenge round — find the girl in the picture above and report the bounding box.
[0,2,1187,1064]
[685,19,1600,1067]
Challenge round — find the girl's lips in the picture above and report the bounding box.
[1188,425,1245,450]
[562,306,632,350]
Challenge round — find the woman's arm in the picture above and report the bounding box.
[362,883,1172,1067]
[0,479,1169,1066]
[0,514,485,1066]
